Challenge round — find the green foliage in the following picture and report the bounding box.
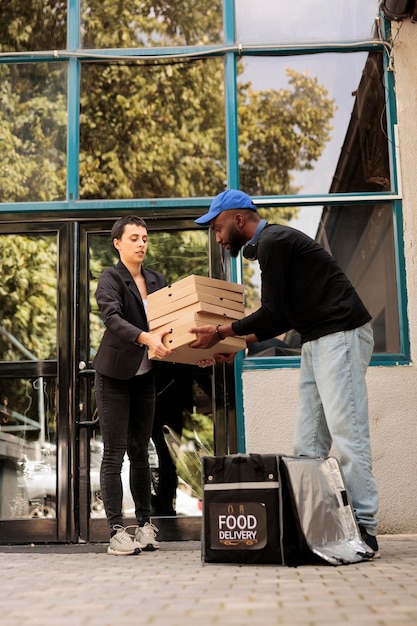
[0,63,67,202]
[79,58,226,199]
[0,0,66,52]
[164,406,214,499]
[0,234,57,360]
[81,0,223,48]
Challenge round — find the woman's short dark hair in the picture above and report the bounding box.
[111,216,148,244]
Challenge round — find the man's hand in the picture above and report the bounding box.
[188,325,220,349]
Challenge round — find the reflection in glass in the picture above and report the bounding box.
[0,234,57,361]
[0,377,57,519]
[0,1,66,52]
[89,424,209,518]
[236,0,378,44]
[80,59,226,199]
[237,51,389,197]
[317,203,399,353]
[244,203,399,356]
[81,0,223,49]
[0,63,67,203]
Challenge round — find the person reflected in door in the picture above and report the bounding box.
[93,215,174,556]
[152,364,212,516]
[151,363,194,516]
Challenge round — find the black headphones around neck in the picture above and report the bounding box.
[243,219,268,260]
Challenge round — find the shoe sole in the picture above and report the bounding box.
[137,543,159,551]
[107,547,141,556]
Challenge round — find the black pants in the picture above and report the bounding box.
[95,370,155,532]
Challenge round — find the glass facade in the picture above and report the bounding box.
[0,0,408,541]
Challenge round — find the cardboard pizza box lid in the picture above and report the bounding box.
[158,274,244,295]
[150,310,240,332]
[148,290,244,321]
[148,300,244,329]
[147,281,244,306]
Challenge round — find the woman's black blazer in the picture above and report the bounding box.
[93,261,166,380]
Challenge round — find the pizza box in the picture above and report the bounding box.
[148,319,246,364]
[155,320,246,351]
[147,281,244,306]
[157,274,244,296]
[147,290,244,321]
[148,300,244,330]
[150,310,240,333]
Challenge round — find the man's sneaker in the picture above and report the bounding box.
[359,525,380,558]
[107,525,142,556]
[135,522,160,551]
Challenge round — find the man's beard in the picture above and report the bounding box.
[228,224,246,257]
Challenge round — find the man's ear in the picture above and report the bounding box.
[234,212,246,227]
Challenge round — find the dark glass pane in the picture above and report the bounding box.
[317,203,399,353]
[236,0,377,44]
[237,51,389,197]
[80,59,226,199]
[0,377,57,519]
[81,0,223,49]
[0,1,66,52]
[245,203,399,356]
[0,63,67,202]
[0,234,57,361]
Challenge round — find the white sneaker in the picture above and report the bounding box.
[107,525,141,556]
[135,522,160,551]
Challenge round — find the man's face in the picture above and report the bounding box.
[211,211,246,258]
[113,223,148,265]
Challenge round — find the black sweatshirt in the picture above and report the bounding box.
[232,223,371,344]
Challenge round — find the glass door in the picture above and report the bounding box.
[0,222,74,543]
[77,217,238,543]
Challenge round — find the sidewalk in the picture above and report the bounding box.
[0,535,416,626]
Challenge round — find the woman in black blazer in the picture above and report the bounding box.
[93,215,173,556]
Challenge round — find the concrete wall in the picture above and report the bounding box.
[240,21,417,535]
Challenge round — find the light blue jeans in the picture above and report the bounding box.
[293,322,378,534]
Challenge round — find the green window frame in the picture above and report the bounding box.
[0,0,408,370]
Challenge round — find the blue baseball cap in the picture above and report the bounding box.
[195,190,257,225]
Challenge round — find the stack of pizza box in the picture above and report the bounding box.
[147,274,247,364]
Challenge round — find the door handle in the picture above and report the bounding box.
[78,407,100,428]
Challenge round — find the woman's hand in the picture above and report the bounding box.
[212,353,236,363]
[138,329,174,359]
[197,359,215,368]
[196,353,237,368]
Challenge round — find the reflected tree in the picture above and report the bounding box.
[0,235,57,361]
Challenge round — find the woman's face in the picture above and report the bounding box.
[113,223,148,266]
